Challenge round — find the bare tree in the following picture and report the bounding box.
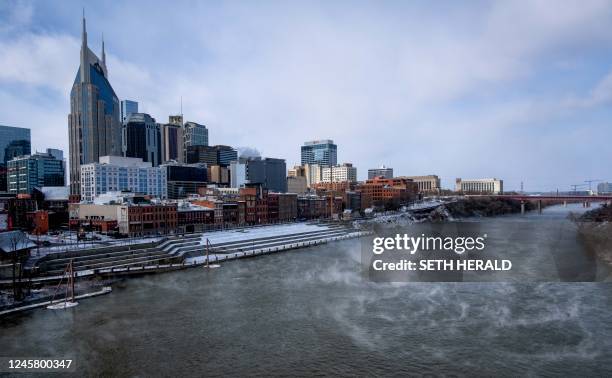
[9,232,28,302]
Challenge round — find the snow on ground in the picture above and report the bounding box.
[30,235,165,257]
[403,199,446,210]
[198,223,333,246]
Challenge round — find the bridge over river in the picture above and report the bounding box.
[464,194,612,214]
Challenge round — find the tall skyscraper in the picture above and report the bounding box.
[120,100,139,124]
[68,15,121,197]
[160,123,184,163]
[301,140,337,167]
[122,113,161,166]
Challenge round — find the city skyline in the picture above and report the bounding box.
[1,1,611,191]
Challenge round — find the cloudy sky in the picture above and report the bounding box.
[1,0,611,191]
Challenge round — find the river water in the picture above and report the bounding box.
[2,204,612,376]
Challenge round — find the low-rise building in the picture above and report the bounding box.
[268,192,297,222]
[0,193,37,230]
[402,175,441,194]
[287,176,307,194]
[297,195,327,219]
[357,177,419,209]
[455,178,503,194]
[296,194,341,219]
[70,192,177,236]
[32,186,70,230]
[344,191,362,212]
[368,166,393,179]
[177,202,215,233]
[118,202,177,237]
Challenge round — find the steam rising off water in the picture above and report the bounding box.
[1,204,612,376]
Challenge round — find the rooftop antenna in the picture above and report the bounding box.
[101,32,106,66]
[180,96,183,118]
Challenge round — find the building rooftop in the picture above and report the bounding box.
[95,156,152,168]
[39,186,69,201]
[177,201,214,212]
[0,231,36,253]
[303,139,335,146]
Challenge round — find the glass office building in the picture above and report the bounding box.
[68,16,121,196]
[0,125,31,165]
[7,150,65,194]
[245,157,287,193]
[183,122,208,161]
[301,140,337,168]
[122,113,161,166]
[121,100,139,124]
[0,125,31,192]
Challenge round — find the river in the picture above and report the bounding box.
[1,204,611,376]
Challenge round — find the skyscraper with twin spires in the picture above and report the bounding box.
[68,14,121,197]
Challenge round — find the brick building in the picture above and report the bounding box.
[357,177,419,209]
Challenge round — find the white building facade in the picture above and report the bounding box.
[80,156,167,202]
[230,160,247,188]
[322,163,357,183]
[455,178,503,194]
[404,175,441,193]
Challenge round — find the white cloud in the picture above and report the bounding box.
[1,1,612,191]
[0,33,78,92]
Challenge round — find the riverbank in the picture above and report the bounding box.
[445,197,536,217]
[578,203,612,222]
[3,204,611,376]
[0,223,369,314]
[576,204,612,268]
[355,197,538,229]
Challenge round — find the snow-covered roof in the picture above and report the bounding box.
[177,202,214,212]
[39,186,69,201]
[0,231,36,253]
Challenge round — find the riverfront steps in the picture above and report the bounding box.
[14,224,367,284]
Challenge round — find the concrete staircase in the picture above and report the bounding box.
[35,242,181,276]
[162,225,355,258]
[33,224,357,276]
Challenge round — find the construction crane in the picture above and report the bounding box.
[584,179,602,193]
[570,184,587,194]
